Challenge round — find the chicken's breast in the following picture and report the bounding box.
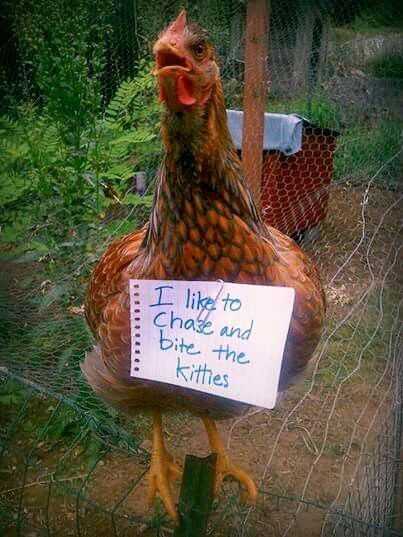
[83,204,325,419]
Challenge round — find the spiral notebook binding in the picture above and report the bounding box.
[132,283,141,373]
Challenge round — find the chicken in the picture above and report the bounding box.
[82,10,325,522]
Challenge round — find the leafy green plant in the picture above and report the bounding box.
[0,59,160,252]
[90,61,162,196]
[0,105,62,210]
[0,380,25,407]
[15,0,109,137]
[11,0,112,221]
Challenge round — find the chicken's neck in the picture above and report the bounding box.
[144,82,264,257]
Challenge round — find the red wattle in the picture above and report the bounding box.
[176,75,196,106]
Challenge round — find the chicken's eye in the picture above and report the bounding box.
[193,42,206,58]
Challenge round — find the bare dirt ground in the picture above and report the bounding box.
[1,182,401,536]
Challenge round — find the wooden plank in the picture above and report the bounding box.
[173,454,217,537]
[242,0,269,209]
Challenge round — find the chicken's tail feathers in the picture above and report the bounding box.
[81,346,133,407]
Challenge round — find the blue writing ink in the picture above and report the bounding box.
[158,330,200,355]
[212,344,250,365]
[159,329,172,351]
[170,313,185,329]
[153,311,213,335]
[176,358,229,388]
[234,351,248,364]
[220,320,254,340]
[185,289,217,311]
[153,311,167,328]
[212,374,230,388]
[201,364,212,384]
[213,374,223,386]
[149,285,174,307]
[221,293,242,311]
[190,363,212,384]
[196,319,214,335]
[176,357,190,381]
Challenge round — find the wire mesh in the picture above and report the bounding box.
[0,0,402,535]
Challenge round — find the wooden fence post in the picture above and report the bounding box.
[173,454,217,537]
[242,0,270,209]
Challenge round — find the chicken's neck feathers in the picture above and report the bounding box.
[144,81,264,257]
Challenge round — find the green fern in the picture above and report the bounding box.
[109,129,155,159]
[0,109,59,215]
[105,60,160,130]
[91,62,162,189]
[103,162,134,181]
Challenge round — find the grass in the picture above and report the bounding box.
[269,94,343,131]
[349,10,403,35]
[313,286,400,389]
[365,54,403,80]
[333,1,403,47]
[334,119,402,188]
[340,1,403,36]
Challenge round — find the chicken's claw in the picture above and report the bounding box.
[214,451,258,503]
[146,410,181,522]
[202,416,258,503]
[146,447,181,521]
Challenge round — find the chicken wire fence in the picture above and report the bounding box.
[0,0,402,535]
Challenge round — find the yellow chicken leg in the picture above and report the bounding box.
[202,416,258,503]
[146,410,182,521]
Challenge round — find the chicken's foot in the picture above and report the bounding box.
[202,416,258,503]
[146,410,181,522]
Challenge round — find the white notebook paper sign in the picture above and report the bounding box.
[129,280,295,409]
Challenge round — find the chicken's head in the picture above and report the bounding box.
[153,10,219,112]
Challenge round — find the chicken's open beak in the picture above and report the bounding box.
[153,43,196,108]
[153,47,192,77]
[153,9,191,77]
[153,10,201,109]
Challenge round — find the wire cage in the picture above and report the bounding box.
[261,122,339,238]
[0,0,402,535]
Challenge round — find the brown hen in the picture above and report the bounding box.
[82,10,325,522]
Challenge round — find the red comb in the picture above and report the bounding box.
[168,9,187,34]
